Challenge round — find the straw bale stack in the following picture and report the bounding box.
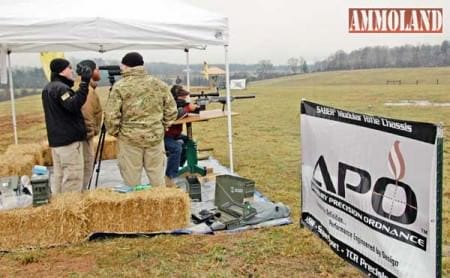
[40,141,53,166]
[5,143,45,165]
[0,154,35,177]
[10,136,117,168]
[0,187,190,251]
[92,135,117,160]
[0,192,88,250]
[85,188,190,233]
[0,142,48,176]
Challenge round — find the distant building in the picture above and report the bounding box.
[205,66,225,89]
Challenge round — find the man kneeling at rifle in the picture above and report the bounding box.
[164,85,199,186]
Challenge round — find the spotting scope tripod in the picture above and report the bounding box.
[87,65,121,189]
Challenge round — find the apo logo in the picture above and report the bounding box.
[372,141,417,225]
[388,141,405,180]
[311,140,417,225]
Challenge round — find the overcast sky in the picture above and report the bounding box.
[11,0,450,66]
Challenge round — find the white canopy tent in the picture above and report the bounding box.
[0,0,236,172]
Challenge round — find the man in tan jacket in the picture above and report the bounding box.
[76,60,103,189]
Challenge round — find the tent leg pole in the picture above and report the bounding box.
[224,45,234,174]
[185,48,190,90]
[7,52,18,145]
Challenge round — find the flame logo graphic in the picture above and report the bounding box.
[388,140,405,180]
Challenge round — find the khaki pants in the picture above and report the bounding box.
[82,138,95,190]
[51,141,84,193]
[117,139,166,187]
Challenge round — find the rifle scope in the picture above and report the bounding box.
[191,91,219,97]
[99,65,121,76]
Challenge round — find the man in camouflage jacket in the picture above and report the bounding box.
[104,52,177,187]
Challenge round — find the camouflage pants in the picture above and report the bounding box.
[117,139,166,187]
[82,138,95,190]
[51,141,84,193]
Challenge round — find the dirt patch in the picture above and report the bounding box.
[0,114,44,133]
[384,100,450,106]
[0,113,45,139]
[13,254,95,276]
[0,113,46,152]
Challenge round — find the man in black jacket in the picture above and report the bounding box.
[42,58,92,193]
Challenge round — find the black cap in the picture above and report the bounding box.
[50,58,70,74]
[121,52,144,67]
[78,60,96,71]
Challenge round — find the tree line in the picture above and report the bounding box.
[1,40,449,96]
[0,62,294,91]
[311,40,450,72]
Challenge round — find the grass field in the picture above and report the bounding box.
[0,67,448,277]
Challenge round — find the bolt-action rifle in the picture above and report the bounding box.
[191,91,255,111]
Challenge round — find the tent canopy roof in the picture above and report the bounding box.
[0,0,229,53]
[207,66,226,75]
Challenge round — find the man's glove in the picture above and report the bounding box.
[76,64,93,83]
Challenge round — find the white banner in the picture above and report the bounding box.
[230,79,246,90]
[300,100,442,278]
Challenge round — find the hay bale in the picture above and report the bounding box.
[0,193,89,250]
[90,135,117,160]
[91,135,117,160]
[0,188,190,250]
[0,154,35,177]
[100,135,117,160]
[0,155,11,177]
[5,143,44,165]
[0,143,45,175]
[85,188,190,233]
[39,136,117,166]
[40,141,53,166]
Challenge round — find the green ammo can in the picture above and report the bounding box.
[31,174,50,207]
[186,175,202,202]
[214,174,255,207]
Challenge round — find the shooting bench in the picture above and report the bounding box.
[173,109,238,176]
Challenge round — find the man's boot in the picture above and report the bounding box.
[165,176,177,188]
